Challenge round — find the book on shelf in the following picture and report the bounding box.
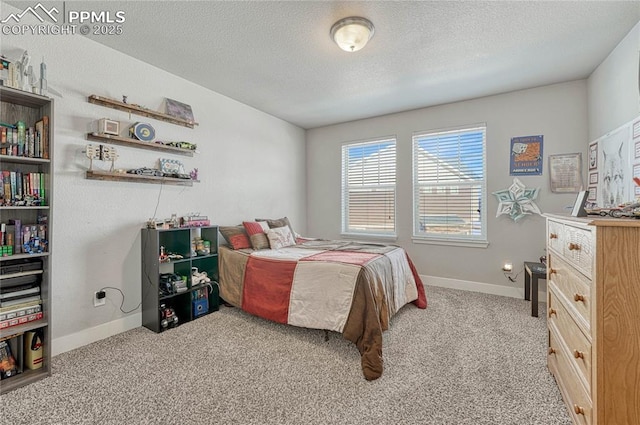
[0,338,19,379]
[0,299,40,314]
[0,285,40,300]
[0,310,43,330]
[0,116,49,159]
[0,294,41,308]
[0,303,41,322]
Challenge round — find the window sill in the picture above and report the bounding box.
[341,232,398,243]
[411,237,489,248]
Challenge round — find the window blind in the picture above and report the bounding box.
[412,126,486,241]
[342,139,396,235]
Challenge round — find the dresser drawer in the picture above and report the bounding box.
[548,289,592,391]
[548,219,565,254]
[562,224,594,278]
[549,329,593,425]
[549,254,591,331]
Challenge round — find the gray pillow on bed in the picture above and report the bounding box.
[255,217,296,239]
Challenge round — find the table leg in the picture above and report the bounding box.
[524,269,531,301]
[532,275,539,317]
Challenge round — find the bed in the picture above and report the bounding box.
[218,238,427,380]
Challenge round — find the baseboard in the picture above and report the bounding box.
[52,313,141,357]
[422,275,546,302]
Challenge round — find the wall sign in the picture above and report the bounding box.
[510,135,543,176]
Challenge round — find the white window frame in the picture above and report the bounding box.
[341,137,397,239]
[412,124,488,247]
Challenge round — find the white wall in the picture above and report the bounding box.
[586,19,640,221]
[1,3,306,354]
[307,81,588,292]
[588,21,640,140]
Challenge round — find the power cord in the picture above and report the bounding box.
[504,268,523,283]
[99,286,141,314]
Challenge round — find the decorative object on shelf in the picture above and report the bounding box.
[122,95,128,104]
[39,57,47,97]
[129,122,155,142]
[181,214,210,228]
[88,94,198,128]
[189,168,198,181]
[159,158,188,179]
[126,167,162,177]
[493,177,542,221]
[97,118,120,136]
[165,98,195,124]
[85,144,118,171]
[163,141,197,150]
[86,133,194,157]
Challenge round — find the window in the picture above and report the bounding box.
[342,138,396,236]
[412,125,487,245]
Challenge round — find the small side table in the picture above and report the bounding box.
[524,262,546,317]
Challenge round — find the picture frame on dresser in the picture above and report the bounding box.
[570,190,589,217]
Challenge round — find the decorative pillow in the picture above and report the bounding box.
[219,225,251,250]
[256,217,296,239]
[243,221,270,250]
[265,226,296,250]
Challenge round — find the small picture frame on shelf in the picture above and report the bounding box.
[98,118,120,136]
[571,190,590,217]
[165,98,194,123]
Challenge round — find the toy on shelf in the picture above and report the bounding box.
[85,144,118,172]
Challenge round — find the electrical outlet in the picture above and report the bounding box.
[94,291,106,307]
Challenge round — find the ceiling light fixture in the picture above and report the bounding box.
[330,16,375,52]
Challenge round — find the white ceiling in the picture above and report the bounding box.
[29,1,640,128]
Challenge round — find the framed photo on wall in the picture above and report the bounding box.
[589,143,598,170]
[549,153,583,193]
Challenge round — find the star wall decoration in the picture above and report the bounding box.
[492,177,542,221]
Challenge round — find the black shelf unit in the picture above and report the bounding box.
[141,226,219,333]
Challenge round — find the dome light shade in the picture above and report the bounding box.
[330,17,375,52]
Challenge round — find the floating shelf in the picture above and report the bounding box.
[86,133,195,157]
[87,95,198,129]
[86,170,197,186]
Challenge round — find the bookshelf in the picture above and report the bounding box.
[141,226,219,333]
[0,86,53,393]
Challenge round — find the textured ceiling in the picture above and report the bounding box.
[15,1,640,129]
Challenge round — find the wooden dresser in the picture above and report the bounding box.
[545,214,640,425]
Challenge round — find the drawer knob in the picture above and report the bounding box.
[549,268,557,275]
[574,404,585,415]
[550,233,558,239]
[568,243,581,251]
[573,350,585,359]
[548,308,557,317]
[574,293,585,303]
[548,347,556,355]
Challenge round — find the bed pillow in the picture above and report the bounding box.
[219,225,251,250]
[256,217,296,239]
[265,226,296,250]
[243,221,270,250]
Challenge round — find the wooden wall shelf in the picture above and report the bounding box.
[87,95,198,129]
[86,170,197,186]
[86,133,195,157]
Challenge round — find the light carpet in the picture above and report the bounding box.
[1,286,571,425]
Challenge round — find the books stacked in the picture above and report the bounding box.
[0,116,49,159]
[0,261,43,330]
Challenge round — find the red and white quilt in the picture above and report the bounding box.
[219,240,427,380]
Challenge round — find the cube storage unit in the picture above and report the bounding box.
[141,226,219,333]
